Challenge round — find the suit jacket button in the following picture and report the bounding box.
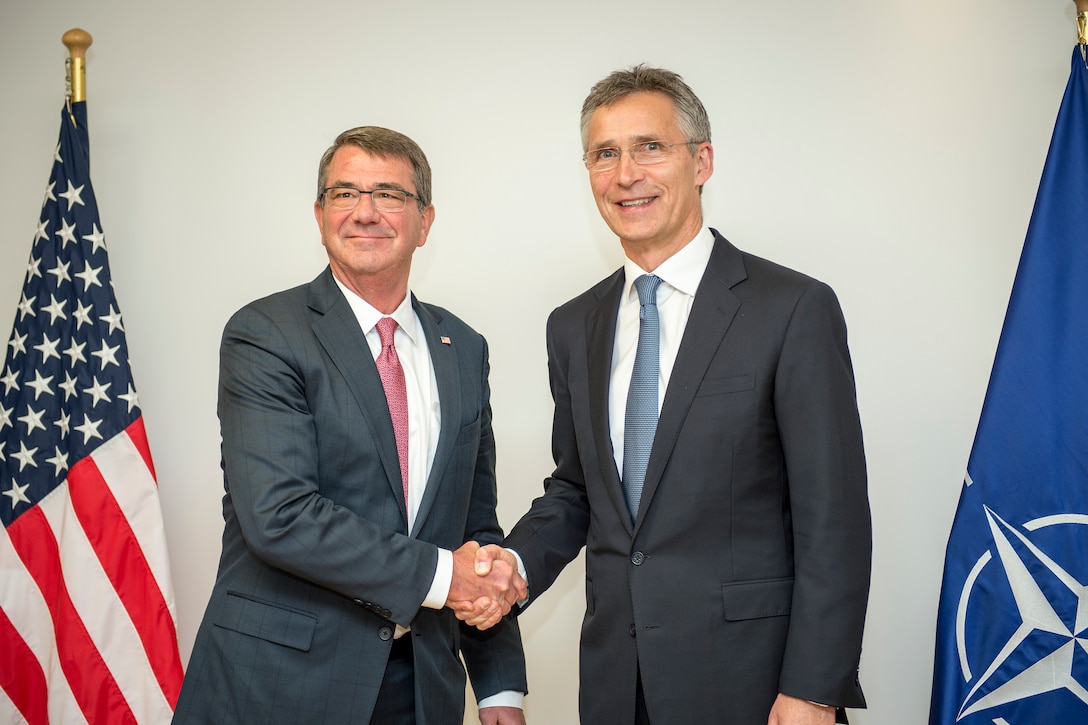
[378,626,393,641]
[631,551,645,566]
[381,609,392,619]
[629,624,637,637]
[352,598,364,607]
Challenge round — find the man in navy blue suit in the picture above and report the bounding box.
[175,126,527,725]
[470,65,871,725]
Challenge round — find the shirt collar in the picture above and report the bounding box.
[622,227,715,302]
[331,276,422,346]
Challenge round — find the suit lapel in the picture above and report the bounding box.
[635,233,746,530]
[585,270,632,532]
[412,297,458,535]
[307,269,408,528]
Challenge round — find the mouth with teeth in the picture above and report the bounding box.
[619,197,655,207]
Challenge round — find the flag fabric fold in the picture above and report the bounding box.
[0,102,183,724]
[929,50,1088,723]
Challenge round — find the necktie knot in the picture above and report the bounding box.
[376,317,398,348]
[634,274,662,308]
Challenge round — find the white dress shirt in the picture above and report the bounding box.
[608,228,715,475]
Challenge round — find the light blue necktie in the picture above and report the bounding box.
[622,274,662,522]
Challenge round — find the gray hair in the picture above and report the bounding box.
[316,126,432,208]
[579,65,712,151]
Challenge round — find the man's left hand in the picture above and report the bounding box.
[451,595,503,629]
[479,705,526,724]
[767,693,835,725]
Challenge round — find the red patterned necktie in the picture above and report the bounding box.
[375,317,409,507]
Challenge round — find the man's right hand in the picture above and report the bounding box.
[446,542,526,630]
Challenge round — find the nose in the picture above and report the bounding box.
[349,194,382,223]
[614,151,645,186]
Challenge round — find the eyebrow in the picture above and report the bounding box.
[327,181,413,194]
[587,134,664,150]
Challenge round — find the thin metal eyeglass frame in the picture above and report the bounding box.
[582,140,702,171]
[320,186,423,212]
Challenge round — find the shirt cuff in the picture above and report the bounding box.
[422,547,453,609]
[478,691,525,709]
[507,548,529,607]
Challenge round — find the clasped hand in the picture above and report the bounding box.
[445,542,525,630]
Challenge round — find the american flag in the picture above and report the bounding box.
[0,102,183,724]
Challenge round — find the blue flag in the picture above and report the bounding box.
[929,49,1088,723]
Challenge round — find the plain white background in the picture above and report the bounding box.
[0,2,1078,722]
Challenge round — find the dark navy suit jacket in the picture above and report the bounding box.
[174,268,525,725]
[506,231,869,724]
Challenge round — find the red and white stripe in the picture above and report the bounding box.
[0,418,183,724]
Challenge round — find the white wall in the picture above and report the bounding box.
[0,2,1076,723]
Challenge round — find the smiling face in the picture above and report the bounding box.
[314,146,434,308]
[586,91,713,269]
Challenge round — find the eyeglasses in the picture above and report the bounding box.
[582,140,701,172]
[320,186,422,212]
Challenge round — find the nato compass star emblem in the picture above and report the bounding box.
[954,505,1088,721]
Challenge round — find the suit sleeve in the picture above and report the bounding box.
[457,338,529,699]
[773,281,871,708]
[503,307,593,604]
[218,304,439,625]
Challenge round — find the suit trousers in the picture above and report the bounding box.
[635,666,651,725]
[371,635,416,725]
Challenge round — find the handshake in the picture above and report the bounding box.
[445,541,527,630]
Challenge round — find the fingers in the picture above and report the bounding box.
[475,547,494,575]
[448,542,515,611]
[447,542,526,629]
[476,545,528,604]
[450,596,503,629]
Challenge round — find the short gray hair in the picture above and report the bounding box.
[579,65,711,151]
[316,126,432,208]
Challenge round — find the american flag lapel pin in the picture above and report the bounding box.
[440,336,452,345]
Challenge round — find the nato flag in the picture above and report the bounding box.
[929,49,1088,724]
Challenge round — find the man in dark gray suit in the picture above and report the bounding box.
[174,126,527,725]
[468,66,871,724]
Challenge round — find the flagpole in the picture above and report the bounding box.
[1077,0,1088,53]
[61,27,92,120]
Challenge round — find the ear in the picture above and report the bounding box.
[314,200,325,240]
[417,204,436,248]
[694,142,714,187]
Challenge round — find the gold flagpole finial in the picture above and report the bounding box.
[62,28,92,105]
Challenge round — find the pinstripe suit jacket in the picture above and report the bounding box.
[173,268,525,725]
